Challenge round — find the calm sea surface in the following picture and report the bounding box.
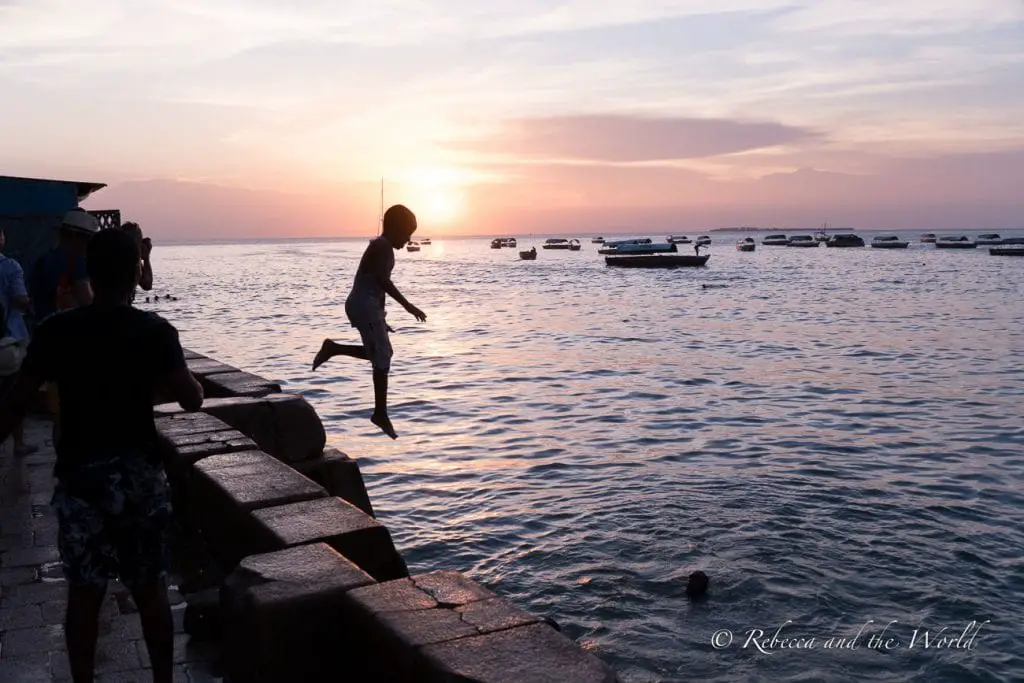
[144,230,1024,682]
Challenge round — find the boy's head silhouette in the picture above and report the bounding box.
[87,228,140,301]
[382,205,417,248]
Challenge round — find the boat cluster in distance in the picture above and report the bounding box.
[745,231,1024,255]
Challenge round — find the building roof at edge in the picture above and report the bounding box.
[0,174,106,202]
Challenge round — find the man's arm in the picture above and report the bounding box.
[163,366,203,412]
[139,238,153,291]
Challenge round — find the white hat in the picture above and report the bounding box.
[61,209,100,235]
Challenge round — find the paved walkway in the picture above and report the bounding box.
[0,418,220,683]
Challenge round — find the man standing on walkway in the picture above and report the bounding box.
[0,228,204,683]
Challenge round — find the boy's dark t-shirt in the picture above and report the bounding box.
[21,304,186,478]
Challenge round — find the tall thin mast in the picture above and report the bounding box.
[377,177,383,236]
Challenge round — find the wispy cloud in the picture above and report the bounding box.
[448,115,820,163]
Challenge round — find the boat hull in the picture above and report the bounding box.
[519,250,537,260]
[871,242,909,249]
[736,244,756,252]
[935,242,977,249]
[542,244,571,250]
[990,246,1024,256]
[787,242,820,247]
[605,254,710,268]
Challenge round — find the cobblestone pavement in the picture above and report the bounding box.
[1,419,221,683]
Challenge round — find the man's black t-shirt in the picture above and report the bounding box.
[22,304,186,477]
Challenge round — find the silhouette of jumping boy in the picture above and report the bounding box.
[312,205,426,439]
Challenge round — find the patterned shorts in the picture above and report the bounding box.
[52,456,172,591]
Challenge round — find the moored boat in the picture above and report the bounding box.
[667,235,692,244]
[490,238,503,249]
[935,236,976,249]
[871,235,909,249]
[762,234,789,246]
[501,237,517,248]
[696,235,712,246]
[543,238,575,250]
[976,233,1002,245]
[990,245,1024,256]
[787,235,819,247]
[568,239,581,251]
[406,241,421,252]
[826,234,865,247]
[420,237,432,245]
[519,247,537,260]
[920,233,937,243]
[598,242,676,255]
[591,236,605,243]
[736,237,756,252]
[605,253,710,268]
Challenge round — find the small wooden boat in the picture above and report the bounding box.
[598,242,676,255]
[976,234,1002,245]
[606,253,710,268]
[666,235,692,244]
[502,237,517,248]
[543,238,575,250]
[406,242,421,252]
[826,234,865,247]
[490,238,503,249]
[871,235,909,249]
[519,247,537,260]
[568,239,581,251]
[762,234,789,245]
[591,236,605,243]
[736,237,756,252]
[990,245,1024,256]
[696,235,712,246]
[935,236,976,249]
[787,235,819,247]
[920,233,937,243]
[420,237,432,245]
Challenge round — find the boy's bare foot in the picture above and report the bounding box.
[371,412,398,439]
[312,339,332,371]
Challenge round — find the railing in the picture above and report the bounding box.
[88,209,121,230]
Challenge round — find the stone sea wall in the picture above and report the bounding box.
[160,348,622,682]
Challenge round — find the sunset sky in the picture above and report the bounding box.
[3,1,1024,238]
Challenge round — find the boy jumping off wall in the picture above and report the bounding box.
[312,204,426,439]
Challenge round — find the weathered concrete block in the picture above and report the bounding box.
[186,357,240,377]
[202,370,282,399]
[155,412,233,437]
[292,448,375,517]
[250,497,407,582]
[197,394,326,464]
[220,544,375,683]
[182,348,207,361]
[190,451,327,566]
[422,622,622,683]
[344,573,568,682]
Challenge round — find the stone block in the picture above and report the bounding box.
[220,544,375,683]
[155,412,234,438]
[182,348,207,361]
[421,622,622,683]
[293,448,375,517]
[344,573,565,682]
[185,357,239,377]
[250,497,407,582]
[198,394,326,464]
[190,451,327,566]
[201,371,282,399]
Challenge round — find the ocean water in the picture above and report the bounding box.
[145,230,1024,682]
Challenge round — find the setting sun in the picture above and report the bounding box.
[402,167,470,226]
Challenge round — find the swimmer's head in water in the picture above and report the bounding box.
[382,205,417,248]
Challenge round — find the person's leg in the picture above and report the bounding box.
[312,339,369,370]
[131,580,173,683]
[119,461,175,683]
[370,369,397,439]
[66,583,107,683]
[54,483,112,683]
[364,321,397,438]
